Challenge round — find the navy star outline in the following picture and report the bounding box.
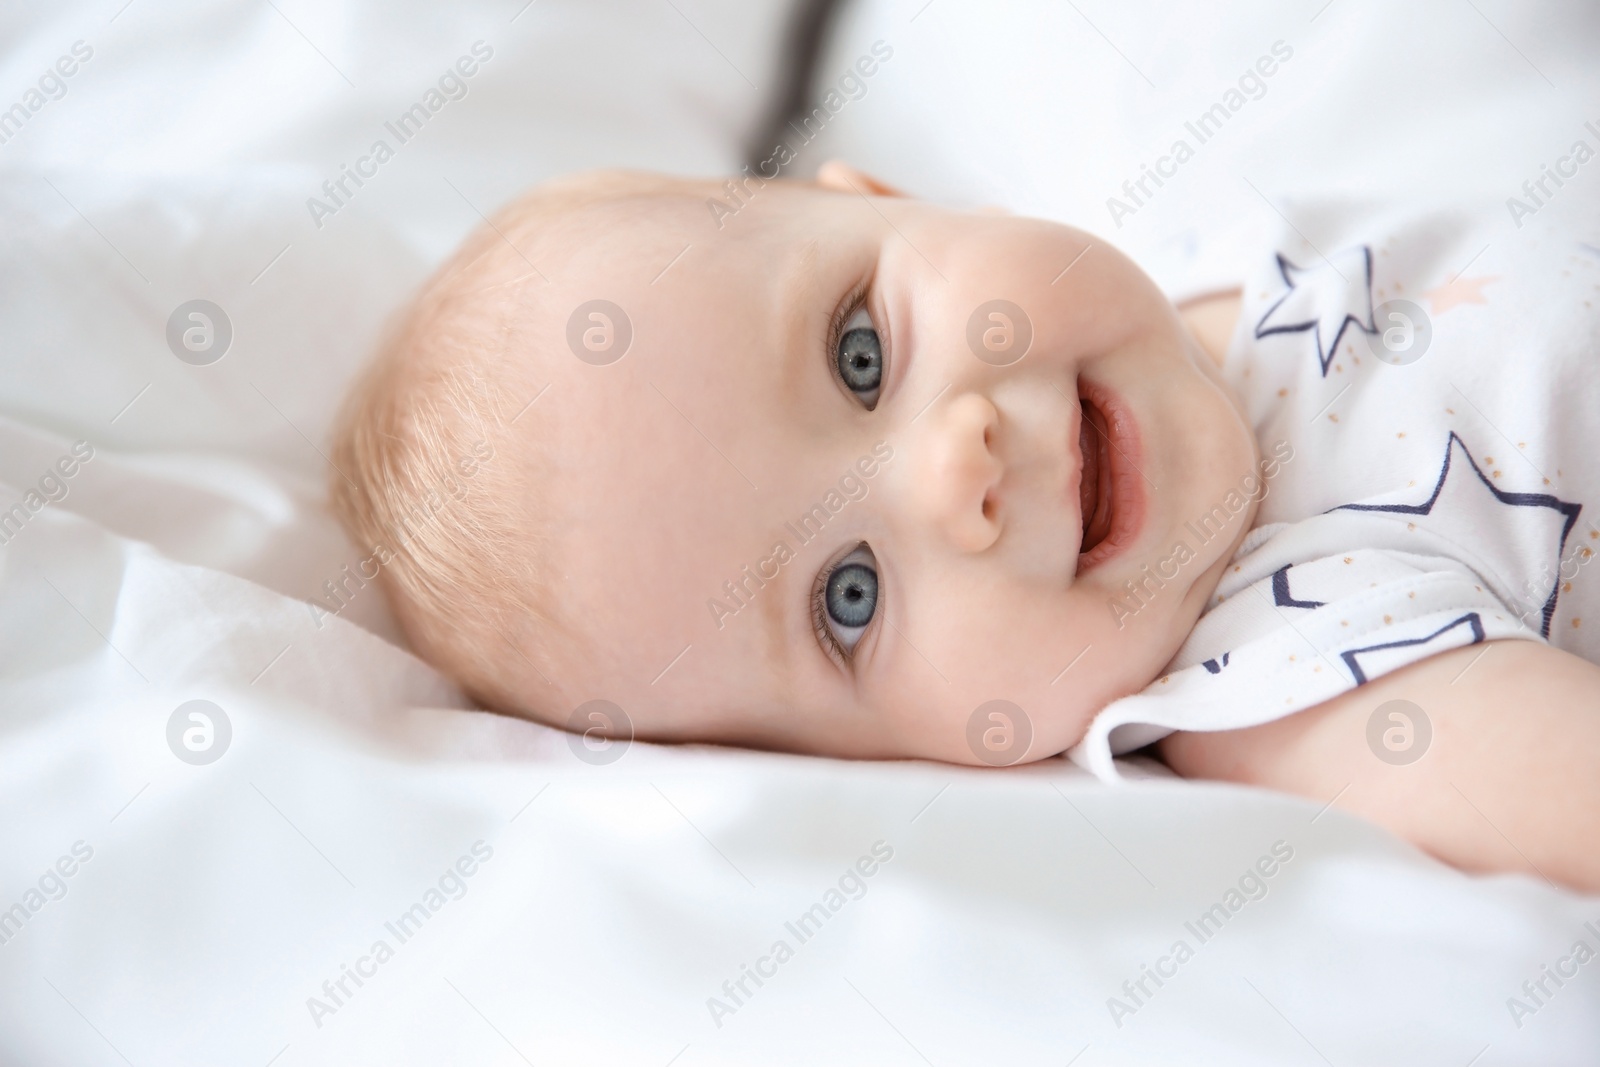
[1272,564,1325,609]
[1327,431,1581,638]
[1254,246,1376,377]
[1340,612,1484,685]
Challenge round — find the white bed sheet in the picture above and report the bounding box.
[2,1,1598,1064]
[809,0,1600,300]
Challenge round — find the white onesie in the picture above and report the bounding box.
[1071,196,1600,779]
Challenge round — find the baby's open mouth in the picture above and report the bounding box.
[1074,381,1145,574]
[1078,397,1114,555]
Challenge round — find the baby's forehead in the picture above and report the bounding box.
[533,177,824,278]
[510,191,836,394]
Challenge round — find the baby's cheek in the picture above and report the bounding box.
[879,581,1160,760]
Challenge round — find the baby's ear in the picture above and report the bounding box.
[816,160,906,198]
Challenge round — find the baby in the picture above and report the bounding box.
[331,163,1600,892]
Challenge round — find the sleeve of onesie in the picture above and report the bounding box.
[1068,515,1546,781]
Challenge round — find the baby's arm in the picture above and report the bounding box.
[1159,640,1600,892]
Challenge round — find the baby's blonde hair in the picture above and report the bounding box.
[329,170,700,715]
[329,254,548,711]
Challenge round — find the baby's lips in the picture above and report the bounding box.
[1074,377,1145,573]
[1078,395,1118,555]
[1078,401,1098,541]
[1058,381,1087,557]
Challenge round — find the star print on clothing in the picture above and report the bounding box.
[1423,275,1498,314]
[1329,431,1581,637]
[1340,612,1485,685]
[1255,245,1375,377]
[1271,564,1324,609]
[1200,651,1231,674]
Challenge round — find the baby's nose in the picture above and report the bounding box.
[910,391,1003,552]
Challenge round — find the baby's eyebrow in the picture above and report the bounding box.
[794,238,822,275]
[774,239,826,402]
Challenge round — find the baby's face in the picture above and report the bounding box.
[520,166,1260,765]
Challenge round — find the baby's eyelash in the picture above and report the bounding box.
[826,278,873,380]
[810,562,849,666]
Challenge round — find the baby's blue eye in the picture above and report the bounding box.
[836,306,882,408]
[827,561,877,629]
[817,544,879,657]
